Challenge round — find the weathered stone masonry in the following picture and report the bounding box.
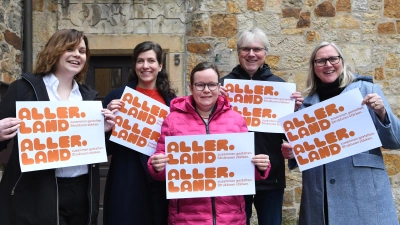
[0,0,399,224]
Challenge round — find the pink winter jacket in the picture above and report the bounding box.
[147,95,270,225]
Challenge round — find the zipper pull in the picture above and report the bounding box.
[11,188,15,195]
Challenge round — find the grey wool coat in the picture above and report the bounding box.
[289,77,400,225]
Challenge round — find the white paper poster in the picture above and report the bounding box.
[16,101,107,172]
[224,79,296,133]
[110,86,170,156]
[166,132,255,199]
[278,89,382,171]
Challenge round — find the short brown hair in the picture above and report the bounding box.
[190,62,220,85]
[33,29,90,83]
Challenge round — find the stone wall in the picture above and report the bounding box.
[0,0,23,180]
[184,1,400,224]
[0,0,399,224]
[0,0,23,83]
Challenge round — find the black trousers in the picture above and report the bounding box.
[57,174,89,225]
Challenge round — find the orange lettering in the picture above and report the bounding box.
[168,181,179,192]
[167,153,179,164]
[297,155,309,165]
[21,153,34,165]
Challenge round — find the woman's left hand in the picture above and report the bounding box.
[291,92,304,111]
[252,154,270,171]
[219,85,228,96]
[102,108,116,132]
[362,93,386,122]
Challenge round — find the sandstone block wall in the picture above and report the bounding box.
[0,1,399,224]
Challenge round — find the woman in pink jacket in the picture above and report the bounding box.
[147,62,271,225]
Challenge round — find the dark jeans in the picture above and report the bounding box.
[245,189,284,225]
[58,174,89,225]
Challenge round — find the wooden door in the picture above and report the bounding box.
[87,56,132,225]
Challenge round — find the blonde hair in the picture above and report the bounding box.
[305,42,355,95]
[33,29,90,84]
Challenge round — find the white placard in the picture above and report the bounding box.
[278,89,382,171]
[109,86,170,156]
[224,79,296,133]
[16,101,107,172]
[166,132,255,199]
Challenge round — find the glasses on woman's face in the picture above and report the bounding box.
[239,47,266,53]
[193,82,220,91]
[314,56,341,67]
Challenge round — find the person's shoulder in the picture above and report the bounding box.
[79,83,95,92]
[106,85,128,98]
[263,74,286,82]
[10,73,38,90]
[347,77,374,90]
[220,73,236,83]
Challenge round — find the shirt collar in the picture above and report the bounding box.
[43,73,79,92]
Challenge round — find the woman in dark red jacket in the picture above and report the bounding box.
[148,62,271,225]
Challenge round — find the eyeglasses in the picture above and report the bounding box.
[314,56,342,67]
[239,47,266,53]
[193,82,220,91]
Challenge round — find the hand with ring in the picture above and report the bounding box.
[362,93,386,122]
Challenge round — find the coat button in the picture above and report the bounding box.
[330,179,335,184]
[92,165,96,167]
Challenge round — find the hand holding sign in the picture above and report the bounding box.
[150,153,169,172]
[102,109,116,132]
[291,92,304,111]
[106,99,123,112]
[281,143,294,159]
[362,93,386,122]
[0,117,20,141]
[251,154,270,171]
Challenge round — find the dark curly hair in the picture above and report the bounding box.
[129,41,176,97]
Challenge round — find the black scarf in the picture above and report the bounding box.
[316,78,344,102]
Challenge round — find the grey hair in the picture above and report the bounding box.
[305,42,355,95]
[237,27,270,53]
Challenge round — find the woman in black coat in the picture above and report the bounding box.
[0,29,115,225]
[102,41,176,225]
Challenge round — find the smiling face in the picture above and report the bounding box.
[314,45,343,84]
[135,50,162,88]
[190,68,220,113]
[238,41,267,77]
[54,38,86,78]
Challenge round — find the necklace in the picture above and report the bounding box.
[138,87,156,99]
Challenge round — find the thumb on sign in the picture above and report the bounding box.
[151,153,169,172]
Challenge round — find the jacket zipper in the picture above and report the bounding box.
[22,76,95,225]
[177,199,180,214]
[212,197,217,225]
[190,103,224,224]
[22,76,39,100]
[201,114,215,224]
[23,76,61,224]
[10,174,23,195]
[88,165,93,225]
[56,174,60,225]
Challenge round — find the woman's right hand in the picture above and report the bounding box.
[281,143,295,159]
[0,118,21,141]
[107,99,123,112]
[150,153,170,172]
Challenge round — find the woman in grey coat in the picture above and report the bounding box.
[282,42,400,225]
